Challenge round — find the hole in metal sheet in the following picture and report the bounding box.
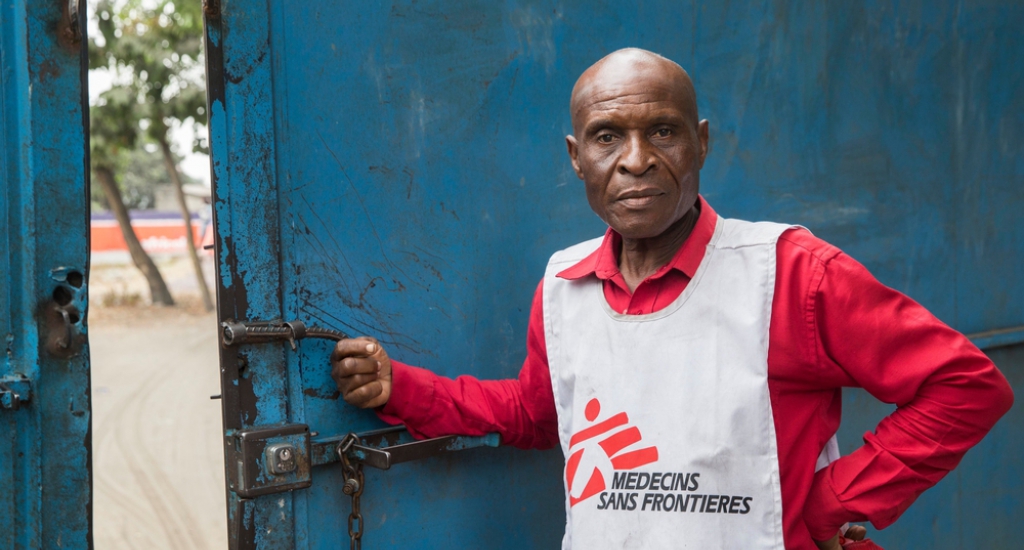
[53,286,73,306]
[68,311,81,324]
[67,271,84,288]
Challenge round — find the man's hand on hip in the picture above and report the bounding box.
[815,525,870,550]
[331,337,392,409]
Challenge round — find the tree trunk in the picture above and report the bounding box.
[158,136,214,312]
[93,166,175,306]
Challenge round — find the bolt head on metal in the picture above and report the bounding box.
[343,478,360,495]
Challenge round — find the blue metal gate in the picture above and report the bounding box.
[204,2,1023,548]
[0,1,91,548]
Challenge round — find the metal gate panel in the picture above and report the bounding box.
[0,1,91,548]
[206,2,1023,548]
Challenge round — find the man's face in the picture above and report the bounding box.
[566,66,709,240]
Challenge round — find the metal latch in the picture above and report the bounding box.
[323,426,502,550]
[0,374,32,411]
[311,426,502,470]
[220,319,348,350]
[229,423,312,498]
[228,423,500,498]
[220,319,501,502]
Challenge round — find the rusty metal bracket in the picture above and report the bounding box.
[313,426,502,470]
[220,319,348,350]
[203,0,221,18]
[61,0,83,44]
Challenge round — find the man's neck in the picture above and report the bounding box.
[618,204,701,292]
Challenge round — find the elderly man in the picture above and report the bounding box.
[331,48,1013,549]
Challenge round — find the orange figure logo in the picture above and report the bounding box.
[565,398,659,507]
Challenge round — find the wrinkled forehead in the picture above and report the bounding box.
[576,77,683,112]
[571,59,695,129]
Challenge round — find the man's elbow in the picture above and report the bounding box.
[990,368,1015,419]
[976,357,1015,425]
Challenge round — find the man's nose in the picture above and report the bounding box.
[617,134,657,176]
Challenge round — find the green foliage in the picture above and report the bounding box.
[92,0,207,152]
[89,0,207,212]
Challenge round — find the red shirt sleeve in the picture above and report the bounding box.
[792,232,1015,539]
[377,280,559,450]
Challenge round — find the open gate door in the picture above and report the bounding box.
[204,2,1024,549]
[0,1,91,549]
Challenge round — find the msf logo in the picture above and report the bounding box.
[566,398,658,507]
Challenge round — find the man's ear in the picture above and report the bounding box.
[696,119,709,169]
[565,135,585,179]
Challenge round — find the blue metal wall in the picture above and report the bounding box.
[205,1,1023,548]
[0,1,91,549]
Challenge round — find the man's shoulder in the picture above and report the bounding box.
[776,226,844,266]
[714,215,843,264]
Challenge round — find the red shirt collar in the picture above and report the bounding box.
[557,195,718,282]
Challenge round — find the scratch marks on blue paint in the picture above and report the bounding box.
[292,175,425,353]
[225,39,269,85]
[510,6,561,71]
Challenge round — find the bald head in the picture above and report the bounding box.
[564,48,709,244]
[570,48,699,134]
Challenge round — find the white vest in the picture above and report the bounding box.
[543,217,837,549]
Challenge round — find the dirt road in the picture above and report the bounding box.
[90,305,227,549]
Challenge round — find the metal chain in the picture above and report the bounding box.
[338,433,365,550]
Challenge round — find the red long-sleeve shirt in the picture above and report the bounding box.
[379,197,1013,548]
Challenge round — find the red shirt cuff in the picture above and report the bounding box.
[804,465,856,541]
[375,360,435,434]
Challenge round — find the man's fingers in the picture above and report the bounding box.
[843,525,867,542]
[331,356,379,377]
[338,373,378,392]
[343,380,383,407]
[330,336,389,409]
[331,337,380,362]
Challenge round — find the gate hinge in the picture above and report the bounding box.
[0,374,32,411]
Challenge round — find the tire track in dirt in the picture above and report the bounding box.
[91,309,226,549]
[94,403,167,549]
[95,373,190,548]
[113,362,200,550]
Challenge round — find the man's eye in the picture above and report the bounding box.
[654,128,672,138]
[597,134,616,144]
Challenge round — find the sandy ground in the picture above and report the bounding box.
[89,254,228,549]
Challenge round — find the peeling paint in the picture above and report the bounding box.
[2,0,92,547]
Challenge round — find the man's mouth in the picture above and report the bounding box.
[616,189,664,208]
